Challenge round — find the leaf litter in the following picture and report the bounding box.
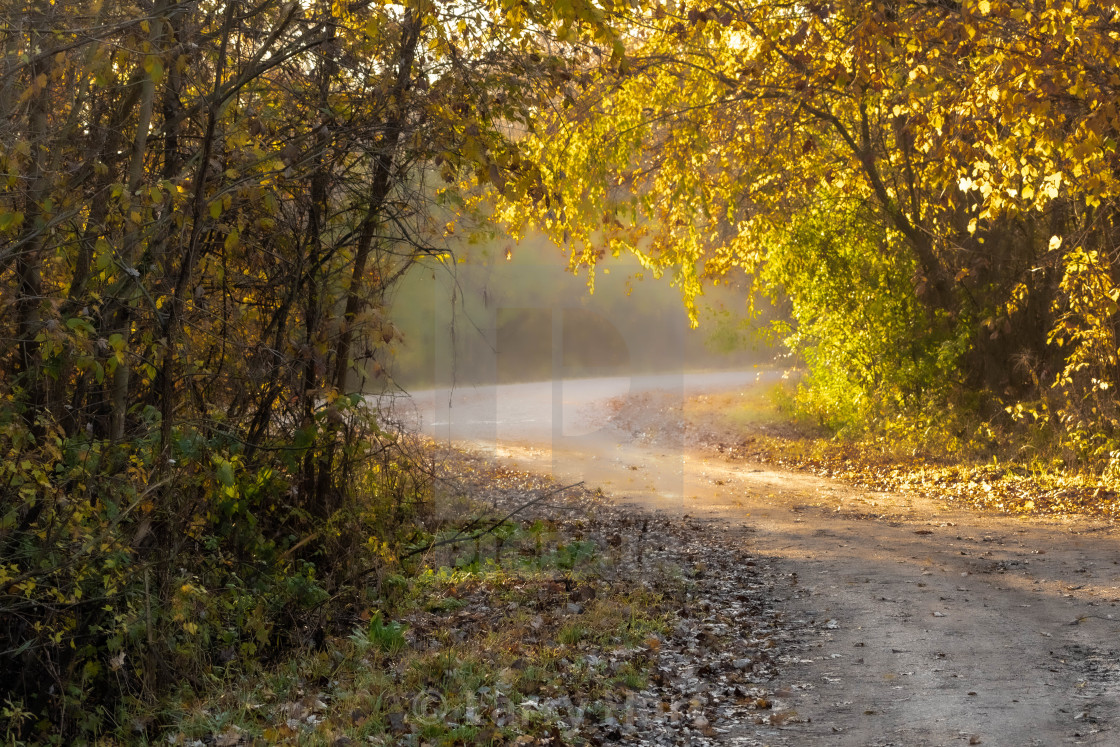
[168,446,806,746]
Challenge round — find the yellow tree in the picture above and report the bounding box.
[495,0,1120,429]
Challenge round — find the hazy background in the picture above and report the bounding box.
[378,232,778,391]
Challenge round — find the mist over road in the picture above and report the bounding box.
[406,369,776,444]
[399,369,782,506]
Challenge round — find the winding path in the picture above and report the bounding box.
[401,373,1120,746]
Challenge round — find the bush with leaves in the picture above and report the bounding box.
[0,397,434,742]
[759,196,963,433]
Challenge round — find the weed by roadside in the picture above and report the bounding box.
[152,449,799,747]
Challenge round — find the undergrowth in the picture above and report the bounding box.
[0,400,437,745]
[157,506,677,746]
[0,429,679,746]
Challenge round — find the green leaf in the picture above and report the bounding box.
[65,317,95,335]
[95,248,113,272]
[215,459,235,487]
[0,211,23,232]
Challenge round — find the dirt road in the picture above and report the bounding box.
[407,375,1120,745]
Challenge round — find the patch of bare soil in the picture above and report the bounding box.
[502,387,1120,745]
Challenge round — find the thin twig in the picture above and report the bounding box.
[332,480,585,591]
[402,480,585,559]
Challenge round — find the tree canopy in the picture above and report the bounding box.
[492,0,1120,442]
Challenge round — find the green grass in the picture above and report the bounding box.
[150,506,680,746]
